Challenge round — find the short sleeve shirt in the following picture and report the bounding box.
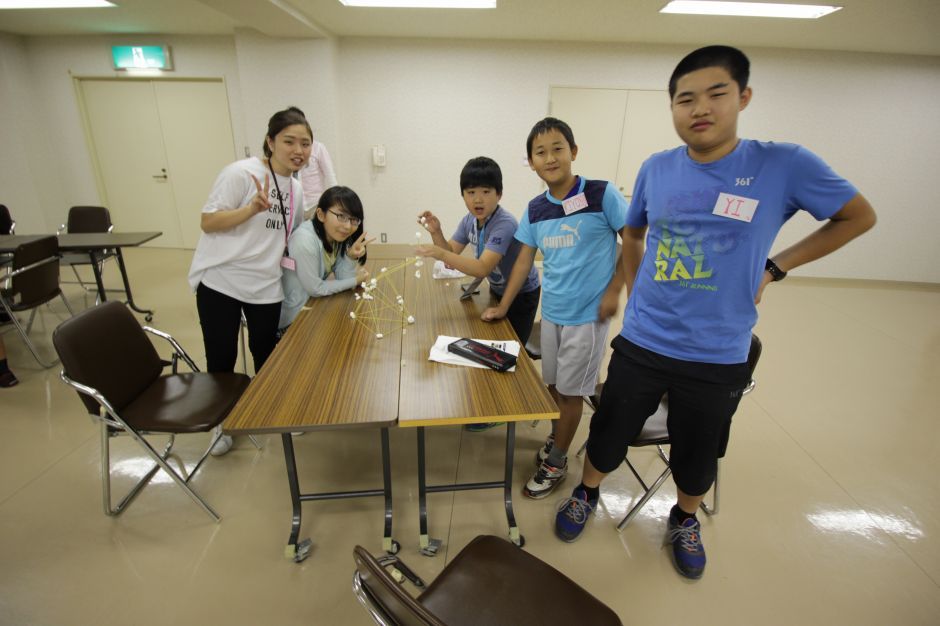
[452,206,540,295]
[622,140,858,363]
[515,177,628,325]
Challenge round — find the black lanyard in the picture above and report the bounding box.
[267,159,293,254]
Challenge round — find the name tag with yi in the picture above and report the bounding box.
[712,192,758,223]
[281,256,297,271]
[562,193,588,215]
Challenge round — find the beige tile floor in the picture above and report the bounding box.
[1,247,939,625]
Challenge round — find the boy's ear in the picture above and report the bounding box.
[739,86,753,111]
[527,157,535,171]
[571,145,579,161]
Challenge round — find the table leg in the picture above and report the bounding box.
[88,250,107,303]
[504,422,524,547]
[114,248,154,321]
[281,433,311,562]
[380,427,399,555]
[417,427,441,556]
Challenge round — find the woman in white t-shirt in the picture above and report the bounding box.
[188,108,311,453]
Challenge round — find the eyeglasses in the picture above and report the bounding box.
[327,209,362,227]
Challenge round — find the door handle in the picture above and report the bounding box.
[152,168,168,181]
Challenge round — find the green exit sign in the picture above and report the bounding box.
[111,45,173,71]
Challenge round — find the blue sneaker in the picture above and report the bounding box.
[666,512,706,579]
[554,486,597,542]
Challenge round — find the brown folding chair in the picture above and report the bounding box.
[353,535,622,626]
[58,205,117,297]
[53,301,250,522]
[0,235,74,367]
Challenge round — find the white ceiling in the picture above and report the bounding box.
[0,0,937,57]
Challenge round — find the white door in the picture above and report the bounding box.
[78,79,237,248]
[616,90,678,198]
[154,81,236,249]
[80,80,182,245]
[549,87,628,183]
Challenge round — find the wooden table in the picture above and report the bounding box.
[0,232,162,321]
[222,255,556,561]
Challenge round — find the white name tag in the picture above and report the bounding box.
[562,192,588,215]
[281,256,297,271]
[712,192,758,223]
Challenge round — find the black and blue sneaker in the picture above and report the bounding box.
[554,486,597,542]
[665,510,706,579]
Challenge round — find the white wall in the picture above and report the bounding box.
[232,30,339,159]
[0,33,51,233]
[3,33,938,283]
[336,38,940,283]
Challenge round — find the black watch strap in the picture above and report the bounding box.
[765,258,787,282]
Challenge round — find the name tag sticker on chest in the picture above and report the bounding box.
[562,193,588,215]
[713,192,759,223]
[280,256,297,271]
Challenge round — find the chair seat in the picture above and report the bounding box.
[419,535,621,626]
[121,372,250,433]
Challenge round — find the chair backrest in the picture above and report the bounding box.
[637,333,763,446]
[747,334,763,376]
[53,301,163,416]
[352,546,445,626]
[0,204,13,235]
[7,236,61,310]
[67,206,112,234]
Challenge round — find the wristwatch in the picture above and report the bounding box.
[765,258,787,282]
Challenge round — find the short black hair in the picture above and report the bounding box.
[526,117,576,158]
[459,157,503,195]
[669,45,750,99]
[312,185,367,265]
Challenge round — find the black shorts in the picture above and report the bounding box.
[586,336,751,496]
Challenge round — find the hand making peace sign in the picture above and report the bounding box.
[248,174,273,214]
[348,232,377,259]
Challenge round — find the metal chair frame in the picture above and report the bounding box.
[353,551,429,626]
[595,379,757,530]
[0,251,74,368]
[580,336,762,530]
[59,325,229,522]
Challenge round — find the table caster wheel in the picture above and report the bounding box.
[145,314,153,322]
[386,539,400,555]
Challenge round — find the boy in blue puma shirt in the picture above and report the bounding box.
[483,117,628,500]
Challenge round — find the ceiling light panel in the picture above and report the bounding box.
[661,1,842,19]
[339,0,496,8]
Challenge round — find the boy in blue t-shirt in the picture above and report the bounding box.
[555,46,876,580]
[483,118,628,500]
[416,156,541,346]
[417,156,542,432]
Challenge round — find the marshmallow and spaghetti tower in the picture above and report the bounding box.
[348,223,429,339]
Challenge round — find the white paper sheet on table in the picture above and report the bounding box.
[432,260,466,279]
[429,335,520,372]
